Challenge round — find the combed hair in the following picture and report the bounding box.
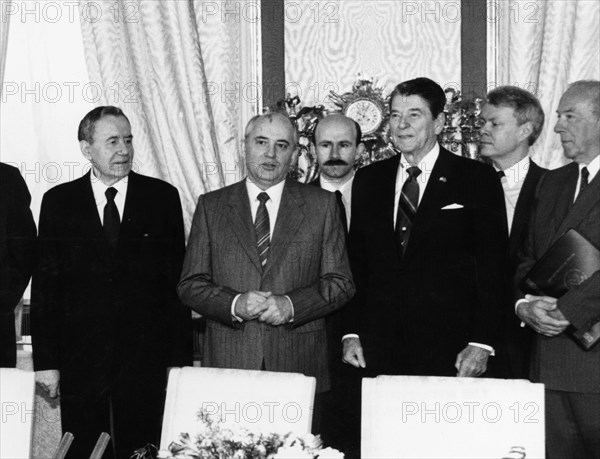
[486,86,545,146]
[78,106,129,143]
[244,113,299,146]
[566,80,600,119]
[389,77,446,118]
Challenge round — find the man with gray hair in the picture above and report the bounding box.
[479,86,547,378]
[515,80,600,458]
[178,112,354,398]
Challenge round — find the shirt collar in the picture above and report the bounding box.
[399,143,440,173]
[245,178,286,203]
[496,155,530,188]
[579,155,600,182]
[90,172,128,205]
[319,171,355,193]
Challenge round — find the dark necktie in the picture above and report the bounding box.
[395,166,422,255]
[576,167,589,201]
[497,170,506,181]
[255,192,270,270]
[335,190,348,234]
[103,187,120,251]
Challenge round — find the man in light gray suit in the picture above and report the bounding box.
[178,112,355,397]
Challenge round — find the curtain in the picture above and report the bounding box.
[79,0,246,231]
[493,0,600,169]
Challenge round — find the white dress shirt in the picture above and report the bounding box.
[320,172,354,228]
[393,143,439,228]
[573,155,599,202]
[495,156,531,234]
[90,173,128,223]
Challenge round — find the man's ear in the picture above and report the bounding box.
[80,140,91,160]
[434,112,446,135]
[519,121,534,143]
[356,142,366,160]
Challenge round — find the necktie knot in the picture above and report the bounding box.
[406,166,422,180]
[581,167,589,182]
[257,192,270,204]
[105,187,117,201]
[497,170,506,180]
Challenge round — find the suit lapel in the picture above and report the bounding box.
[404,150,452,259]
[227,181,263,273]
[265,180,305,277]
[118,172,145,257]
[75,172,109,256]
[509,160,541,259]
[552,165,600,244]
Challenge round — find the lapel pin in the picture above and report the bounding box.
[439,177,447,183]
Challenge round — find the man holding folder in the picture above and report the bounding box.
[515,80,600,458]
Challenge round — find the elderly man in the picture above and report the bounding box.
[178,112,354,398]
[342,77,508,378]
[515,80,600,458]
[32,106,191,458]
[479,86,547,378]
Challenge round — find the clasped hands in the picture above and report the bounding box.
[517,294,570,337]
[235,291,292,325]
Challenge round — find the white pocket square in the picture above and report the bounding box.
[441,203,464,210]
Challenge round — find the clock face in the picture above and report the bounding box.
[344,98,384,135]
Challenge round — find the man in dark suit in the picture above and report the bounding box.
[515,80,600,459]
[178,112,354,398]
[479,86,547,378]
[311,114,363,456]
[32,106,191,458]
[0,163,36,367]
[342,77,508,379]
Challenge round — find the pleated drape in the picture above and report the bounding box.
[79,0,244,231]
[495,0,599,169]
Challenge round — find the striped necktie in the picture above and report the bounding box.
[255,192,270,269]
[395,166,422,255]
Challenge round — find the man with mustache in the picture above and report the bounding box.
[342,77,508,381]
[178,112,354,428]
[310,114,364,455]
[32,106,191,458]
[479,86,547,379]
[515,80,600,458]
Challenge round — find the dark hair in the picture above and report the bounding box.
[312,115,363,146]
[389,77,446,118]
[78,106,130,143]
[486,86,545,146]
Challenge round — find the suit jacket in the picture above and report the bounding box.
[178,179,355,392]
[344,148,508,376]
[515,162,600,393]
[31,171,191,399]
[0,163,36,367]
[504,159,546,378]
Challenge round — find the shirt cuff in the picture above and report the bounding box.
[515,298,529,327]
[231,294,243,322]
[468,342,495,356]
[284,295,294,322]
[342,333,359,342]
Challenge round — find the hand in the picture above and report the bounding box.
[342,337,366,368]
[516,295,570,337]
[35,369,60,398]
[235,291,271,321]
[257,295,293,325]
[455,345,490,377]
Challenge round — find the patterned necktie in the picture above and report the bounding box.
[103,187,120,251]
[255,192,270,269]
[335,190,348,234]
[395,166,422,255]
[577,166,589,201]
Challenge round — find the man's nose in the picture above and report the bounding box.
[554,118,565,133]
[264,144,276,158]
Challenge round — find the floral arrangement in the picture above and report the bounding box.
[440,88,485,159]
[133,410,344,459]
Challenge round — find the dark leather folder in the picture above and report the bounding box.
[520,229,600,350]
